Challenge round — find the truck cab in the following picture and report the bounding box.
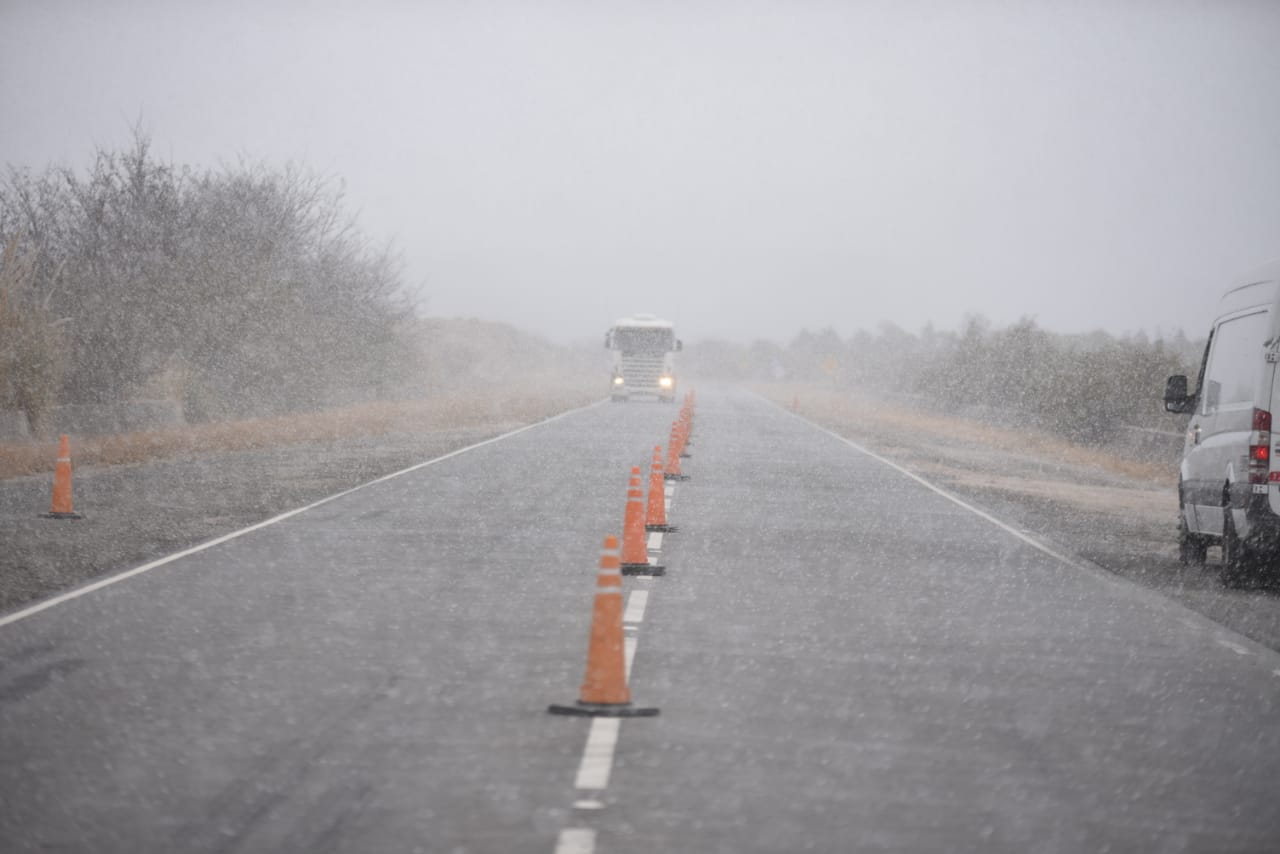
[605,314,681,402]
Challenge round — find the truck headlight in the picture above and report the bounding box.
[613,376,625,386]
[659,376,673,388]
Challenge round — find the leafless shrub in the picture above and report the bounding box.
[0,238,67,432]
[686,317,1198,444]
[0,129,414,423]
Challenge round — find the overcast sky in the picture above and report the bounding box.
[3,1,1278,344]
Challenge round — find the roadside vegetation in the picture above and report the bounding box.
[0,132,598,459]
[687,317,1202,445]
[0,131,412,430]
[1,131,1196,464]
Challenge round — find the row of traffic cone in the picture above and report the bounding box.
[664,393,695,481]
[549,391,697,718]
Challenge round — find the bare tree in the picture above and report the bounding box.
[0,238,67,431]
[0,130,416,423]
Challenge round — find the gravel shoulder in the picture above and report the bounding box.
[764,384,1280,652]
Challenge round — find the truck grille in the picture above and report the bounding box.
[621,355,667,393]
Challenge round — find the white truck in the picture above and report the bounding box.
[605,314,681,402]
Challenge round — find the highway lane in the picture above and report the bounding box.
[598,389,1280,852]
[0,399,678,853]
[4,387,1280,852]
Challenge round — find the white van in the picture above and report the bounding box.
[1164,260,1280,585]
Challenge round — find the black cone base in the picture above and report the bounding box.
[645,524,678,533]
[663,473,690,481]
[40,512,83,520]
[621,562,665,576]
[548,701,660,717]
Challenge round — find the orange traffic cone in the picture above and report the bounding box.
[645,446,676,533]
[549,536,658,718]
[42,435,82,519]
[664,423,689,481]
[621,466,664,576]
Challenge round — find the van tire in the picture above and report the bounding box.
[1221,509,1254,588]
[1178,517,1209,565]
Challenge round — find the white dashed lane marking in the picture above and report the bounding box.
[554,827,596,854]
[624,636,637,681]
[622,591,648,679]
[623,590,649,624]
[574,718,621,790]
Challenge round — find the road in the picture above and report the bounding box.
[2,387,1279,853]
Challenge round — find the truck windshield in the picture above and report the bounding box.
[613,327,673,353]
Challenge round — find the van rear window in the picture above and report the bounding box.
[1202,310,1269,412]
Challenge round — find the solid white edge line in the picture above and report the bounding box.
[1216,639,1250,656]
[761,392,1280,668]
[0,400,607,630]
[574,717,621,790]
[554,827,596,854]
[624,635,637,681]
[623,589,649,624]
[647,531,663,551]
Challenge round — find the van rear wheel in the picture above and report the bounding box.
[1221,509,1255,588]
[1178,516,1209,565]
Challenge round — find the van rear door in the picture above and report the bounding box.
[1266,349,1280,517]
[1186,309,1271,536]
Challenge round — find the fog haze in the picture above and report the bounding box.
[3,0,1278,343]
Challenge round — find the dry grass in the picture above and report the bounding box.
[908,461,1174,524]
[759,383,1176,486]
[0,388,598,480]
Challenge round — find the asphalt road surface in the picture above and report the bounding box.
[2,388,1278,853]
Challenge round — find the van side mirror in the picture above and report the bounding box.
[1163,375,1196,414]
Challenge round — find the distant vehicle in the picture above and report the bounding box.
[1164,260,1280,585]
[605,314,681,402]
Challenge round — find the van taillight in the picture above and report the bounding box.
[1249,408,1272,484]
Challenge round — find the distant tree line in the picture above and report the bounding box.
[0,132,413,430]
[686,318,1202,444]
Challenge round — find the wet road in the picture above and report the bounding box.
[2,388,1278,852]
